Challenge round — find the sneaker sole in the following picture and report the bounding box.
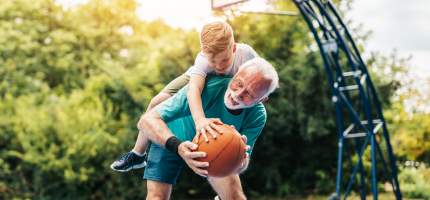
[110,161,147,172]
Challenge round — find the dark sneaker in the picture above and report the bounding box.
[110,152,147,172]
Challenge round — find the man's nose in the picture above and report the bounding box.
[235,88,246,100]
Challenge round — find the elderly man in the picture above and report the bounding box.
[138,57,279,200]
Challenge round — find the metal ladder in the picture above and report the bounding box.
[292,0,402,199]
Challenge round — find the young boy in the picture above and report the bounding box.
[111,21,259,172]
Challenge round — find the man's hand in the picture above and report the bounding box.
[178,141,209,177]
[235,135,251,174]
[194,118,224,143]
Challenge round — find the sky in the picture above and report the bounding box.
[348,0,430,80]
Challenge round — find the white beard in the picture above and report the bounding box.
[224,90,255,110]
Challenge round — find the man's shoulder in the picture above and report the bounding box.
[204,75,232,89]
[244,103,267,125]
[247,103,267,116]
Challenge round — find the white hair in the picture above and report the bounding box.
[238,57,279,97]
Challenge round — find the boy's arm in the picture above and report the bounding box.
[187,74,206,122]
[187,74,223,141]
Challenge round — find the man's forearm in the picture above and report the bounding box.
[137,110,174,146]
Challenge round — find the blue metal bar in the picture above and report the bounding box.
[344,134,370,199]
[375,136,391,179]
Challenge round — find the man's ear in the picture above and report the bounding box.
[232,43,237,53]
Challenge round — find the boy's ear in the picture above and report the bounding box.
[232,43,237,53]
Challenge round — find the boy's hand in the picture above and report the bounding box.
[194,118,224,143]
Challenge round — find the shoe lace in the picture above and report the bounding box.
[119,152,136,163]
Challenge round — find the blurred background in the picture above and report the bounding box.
[0,0,428,199]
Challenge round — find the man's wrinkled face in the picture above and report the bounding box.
[224,67,272,110]
[204,44,236,74]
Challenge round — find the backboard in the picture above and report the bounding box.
[211,0,249,10]
[211,0,297,16]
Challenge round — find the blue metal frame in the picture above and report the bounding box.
[292,0,402,199]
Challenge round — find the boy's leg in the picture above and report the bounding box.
[208,175,246,200]
[132,130,149,153]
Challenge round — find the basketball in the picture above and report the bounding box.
[193,124,246,177]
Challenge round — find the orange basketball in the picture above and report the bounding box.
[192,124,246,177]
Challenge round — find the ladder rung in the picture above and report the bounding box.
[338,74,367,91]
[361,119,382,125]
[342,119,383,136]
[322,39,338,53]
[373,121,383,134]
[339,85,358,91]
[342,70,361,77]
[343,123,355,135]
[360,74,367,84]
[344,132,367,138]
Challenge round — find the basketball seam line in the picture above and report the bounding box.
[208,133,236,164]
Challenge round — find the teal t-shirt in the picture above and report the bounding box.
[156,76,267,156]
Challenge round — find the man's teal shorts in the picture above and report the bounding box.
[143,143,185,185]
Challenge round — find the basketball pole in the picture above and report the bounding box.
[211,0,402,199]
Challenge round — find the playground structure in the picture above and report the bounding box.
[211,0,402,199]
